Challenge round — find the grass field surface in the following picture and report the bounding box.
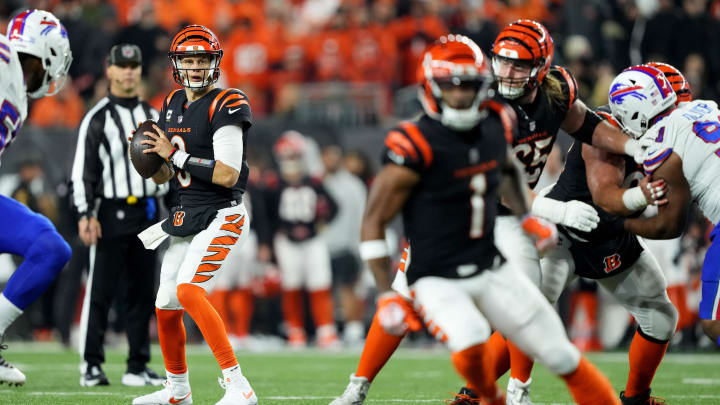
[1,343,719,404]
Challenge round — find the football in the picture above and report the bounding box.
[130,120,165,179]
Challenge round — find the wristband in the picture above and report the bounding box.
[622,186,648,211]
[531,196,565,225]
[172,150,190,169]
[359,240,390,261]
[624,138,640,158]
[166,148,177,162]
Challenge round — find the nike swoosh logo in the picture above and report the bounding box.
[243,390,254,399]
[228,108,241,114]
[169,392,191,404]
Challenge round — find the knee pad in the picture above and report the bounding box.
[535,340,581,375]
[635,296,678,341]
[156,282,182,310]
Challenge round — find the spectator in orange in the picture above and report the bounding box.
[307,7,353,82]
[389,0,447,85]
[345,3,398,85]
[489,0,551,28]
[28,81,84,129]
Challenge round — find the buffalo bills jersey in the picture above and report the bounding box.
[159,88,252,207]
[547,114,645,278]
[383,100,517,285]
[265,176,338,242]
[509,66,579,190]
[0,34,29,163]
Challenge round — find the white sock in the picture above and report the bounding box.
[0,293,23,336]
[221,364,242,380]
[166,370,190,395]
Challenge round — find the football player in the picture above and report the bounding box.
[334,34,621,405]
[0,9,73,386]
[531,64,687,405]
[611,65,720,361]
[265,131,339,348]
[132,25,257,405]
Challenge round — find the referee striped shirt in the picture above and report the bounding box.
[71,94,167,216]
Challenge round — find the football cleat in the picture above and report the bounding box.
[447,387,480,405]
[506,377,534,405]
[0,336,25,386]
[215,372,257,405]
[80,363,109,387]
[329,374,370,405]
[620,389,666,405]
[132,379,192,405]
[122,367,165,386]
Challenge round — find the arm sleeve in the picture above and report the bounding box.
[70,109,104,216]
[212,125,244,172]
[548,66,579,112]
[249,187,272,245]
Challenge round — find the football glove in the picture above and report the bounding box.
[376,291,422,336]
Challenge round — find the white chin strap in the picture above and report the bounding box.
[440,99,485,131]
[496,82,525,99]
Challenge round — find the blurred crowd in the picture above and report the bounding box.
[0,0,719,352]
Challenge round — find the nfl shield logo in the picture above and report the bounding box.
[178,116,183,123]
[122,45,135,58]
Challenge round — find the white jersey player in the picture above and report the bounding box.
[610,67,720,348]
[0,9,72,386]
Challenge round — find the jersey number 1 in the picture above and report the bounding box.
[469,173,487,239]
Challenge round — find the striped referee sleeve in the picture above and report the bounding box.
[71,98,109,216]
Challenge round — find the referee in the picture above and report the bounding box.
[70,44,166,387]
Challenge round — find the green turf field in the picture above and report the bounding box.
[1,343,719,404]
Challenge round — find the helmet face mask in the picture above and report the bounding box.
[7,9,73,98]
[169,25,223,89]
[608,65,677,139]
[417,34,493,131]
[491,19,553,100]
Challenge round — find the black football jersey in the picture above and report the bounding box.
[510,66,579,189]
[265,176,338,242]
[547,135,645,278]
[383,100,517,285]
[158,87,252,207]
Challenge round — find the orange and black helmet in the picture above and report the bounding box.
[168,25,223,88]
[491,19,554,99]
[645,61,692,105]
[417,34,493,128]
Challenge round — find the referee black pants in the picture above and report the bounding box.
[80,232,157,373]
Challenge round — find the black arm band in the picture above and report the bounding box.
[183,157,216,183]
[569,109,602,145]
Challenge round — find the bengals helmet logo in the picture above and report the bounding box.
[603,253,621,273]
[173,210,185,226]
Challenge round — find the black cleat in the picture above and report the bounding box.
[447,386,481,404]
[620,389,666,405]
[80,363,110,387]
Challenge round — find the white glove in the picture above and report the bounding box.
[625,137,656,164]
[531,196,600,232]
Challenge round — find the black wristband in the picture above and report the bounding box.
[184,157,216,183]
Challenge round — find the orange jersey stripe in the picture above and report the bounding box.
[225,100,249,108]
[218,93,247,110]
[202,246,230,262]
[397,247,409,273]
[385,131,418,161]
[555,66,577,109]
[486,100,517,143]
[400,122,433,168]
[208,89,232,122]
[596,111,620,128]
[164,89,182,111]
[225,214,241,222]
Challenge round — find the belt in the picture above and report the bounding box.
[215,198,242,210]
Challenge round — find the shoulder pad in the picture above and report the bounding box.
[383,120,433,170]
[209,88,251,123]
[548,65,579,110]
